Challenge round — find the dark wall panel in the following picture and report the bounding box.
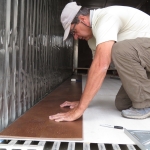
[76,0,150,14]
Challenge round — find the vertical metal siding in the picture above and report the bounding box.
[2,0,11,130]
[0,0,73,131]
[10,0,18,124]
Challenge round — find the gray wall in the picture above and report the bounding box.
[0,0,73,131]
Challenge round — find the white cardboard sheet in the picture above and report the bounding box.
[82,75,150,144]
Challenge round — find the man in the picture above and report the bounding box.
[49,2,150,122]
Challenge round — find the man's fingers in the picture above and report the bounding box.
[54,115,73,122]
[70,106,74,109]
[60,101,72,107]
[49,114,68,122]
[49,113,64,120]
[55,117,65,122]
[49,106,83,122]
[60,101,79,108]
[49,112,74,122]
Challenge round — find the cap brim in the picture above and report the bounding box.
[63,24,71,41]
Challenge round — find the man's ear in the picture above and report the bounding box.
[78,15,86,22]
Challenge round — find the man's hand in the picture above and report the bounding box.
[60,101,79,109]
[49,106,83,122]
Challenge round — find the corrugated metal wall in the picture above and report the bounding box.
[0,0,73,131]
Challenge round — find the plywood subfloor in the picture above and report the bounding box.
[0,76,82,140]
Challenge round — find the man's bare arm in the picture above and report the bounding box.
[49,41,115,122]
[78,41,114,110]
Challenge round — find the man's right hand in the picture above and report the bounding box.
[60,101,79,109]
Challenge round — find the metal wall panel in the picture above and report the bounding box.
[0,0,73,131]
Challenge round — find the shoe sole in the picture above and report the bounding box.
[121,111,150,119]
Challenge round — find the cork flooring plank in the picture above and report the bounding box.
[0,76,82,140]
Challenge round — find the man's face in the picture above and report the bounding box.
[70,15,93,41]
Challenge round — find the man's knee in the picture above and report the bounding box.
[147,72,150,79]
[115,98,125,111]
[115,97,132,111]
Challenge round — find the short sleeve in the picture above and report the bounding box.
[92,13,122,46]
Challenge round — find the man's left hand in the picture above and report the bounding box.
[49,107,83,122]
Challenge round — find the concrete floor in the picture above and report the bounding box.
[82,75,150,144]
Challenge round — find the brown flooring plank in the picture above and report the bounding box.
[0,75,82,140]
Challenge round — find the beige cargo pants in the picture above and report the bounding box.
[112,38,150,111]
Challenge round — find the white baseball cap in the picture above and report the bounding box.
[60,2,81,41]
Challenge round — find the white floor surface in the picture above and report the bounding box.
[82,75,150,144]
